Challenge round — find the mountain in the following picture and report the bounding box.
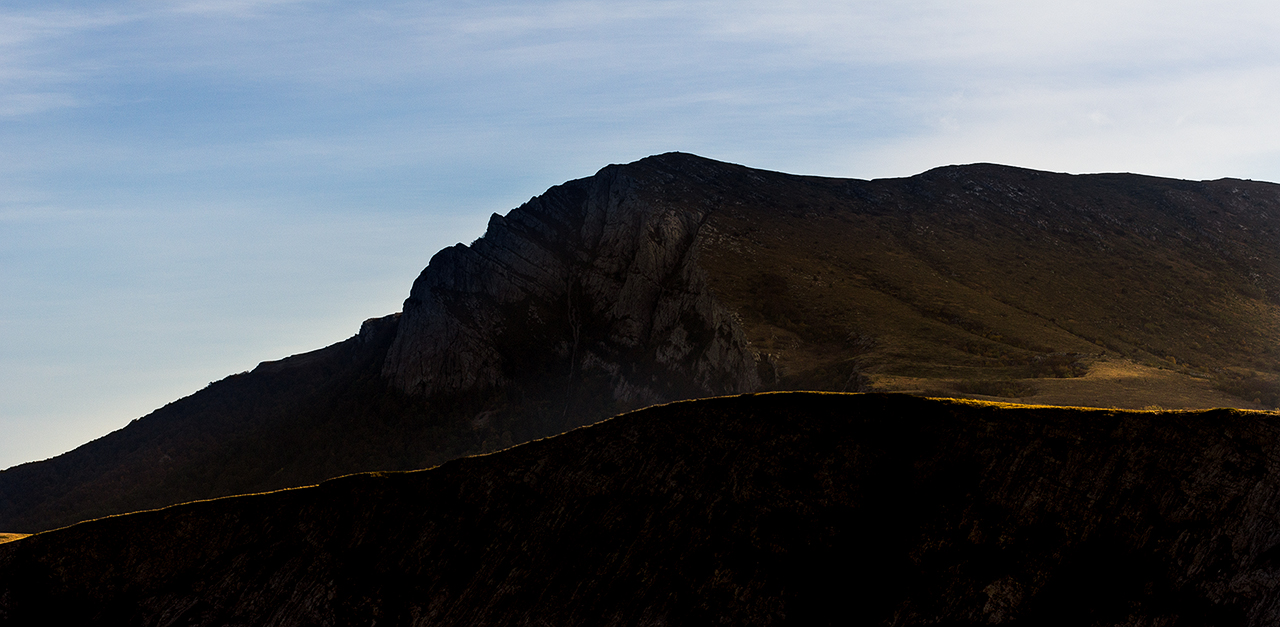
[2,153,1278,533]
[3,393,1279,625]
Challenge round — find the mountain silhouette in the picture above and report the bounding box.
[2,393,1276,625]
[1,153,1276,533]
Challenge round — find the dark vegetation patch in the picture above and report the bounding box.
[0,393,1273,625]
[1214,370,1280,408]
[953,379,1038,398]
[1028,353,1090,378]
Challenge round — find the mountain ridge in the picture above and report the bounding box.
[2,152,1277,533]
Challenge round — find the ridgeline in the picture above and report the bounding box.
[2,393,1278,625]
[2,153,1277,533]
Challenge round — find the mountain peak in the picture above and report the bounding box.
[2,155,1276,534]
[382,153,761,404]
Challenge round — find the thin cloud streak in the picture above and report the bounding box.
[847,65,1280,180]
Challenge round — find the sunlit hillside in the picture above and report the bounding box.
[693,161,1279,408]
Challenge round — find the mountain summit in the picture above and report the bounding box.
[383,154,760,406]
[2,153,1277,532]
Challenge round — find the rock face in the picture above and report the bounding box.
[3,393,1280,626]
[0,154,766,534]
[384,154,760,407]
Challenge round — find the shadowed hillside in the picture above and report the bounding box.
[3,393,1280,625]
[2,153,1277,533]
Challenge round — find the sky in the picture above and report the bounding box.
[2,0,1279,470]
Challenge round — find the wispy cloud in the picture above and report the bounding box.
[710,1,1280,68]
[164,0,317,17]
[0,92,77,116]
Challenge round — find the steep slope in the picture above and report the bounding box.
[0,315,414,532]
[0,154,765,533]
[383,154,760,421]
[3,393,1280,625]
[3,152,1278,534]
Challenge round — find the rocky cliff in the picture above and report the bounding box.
[0,153,769,533]
[3,393,1279,625]
[384,154,760,407]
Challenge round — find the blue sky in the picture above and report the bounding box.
[3,0,1279,469]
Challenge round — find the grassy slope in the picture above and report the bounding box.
[696,163,1280,408]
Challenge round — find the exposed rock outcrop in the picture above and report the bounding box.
[384,154,761,408]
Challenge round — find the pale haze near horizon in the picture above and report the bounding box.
[2,0,1278,470]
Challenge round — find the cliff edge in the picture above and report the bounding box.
[384,153,761,406]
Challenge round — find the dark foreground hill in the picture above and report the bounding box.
[3,153,1278,533]
[3,393,1280,626]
